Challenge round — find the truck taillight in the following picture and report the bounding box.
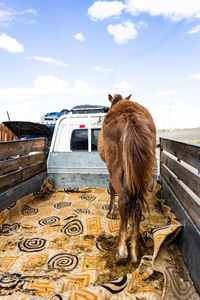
[79,125,85,128]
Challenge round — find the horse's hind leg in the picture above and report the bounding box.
[117,191,132,260]
[131,201,142,263]
[108,167,131,260]
[107,182,116,219]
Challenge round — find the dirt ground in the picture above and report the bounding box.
[157,128,200,144]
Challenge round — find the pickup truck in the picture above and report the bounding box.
[0,106,199,299]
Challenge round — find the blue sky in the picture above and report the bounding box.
[0,0,200,129]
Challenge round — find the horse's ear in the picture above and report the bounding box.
[125,94,132,100]
[108,94,113,102]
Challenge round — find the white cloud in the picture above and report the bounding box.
[157,90,176,96]
[33,75,68,89]
[0,9,13,26]
[187,24,200,34]
[125,0,200,21]
[0,33,24,53]
[74,33,85,41]
[26,19,37,25]
[91,65,113,72]
[136,21,148,29]
[113,80,132,90]
[0,75,108,122]
[0,75,199,130]
[0,4,37,26]
[151,102,200,129]
[191,73,200,79]
[26,56,69,67]
[74,80,89,90]
[19,8,37,15]
[107,21,138,44]
[0,76,100,102]
[88,1,125,21]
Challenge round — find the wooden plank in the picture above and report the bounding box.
[0,152,46,176]
[161,151,200,198]
[160,164,200,229]
[0,124,3,142]
[160,138,200,170]
[5,126,17,141]
[0,172,47,212]
[2,125,5,142]
[161,176,200,295]
[7,128,11,141]
[0,161,46,193]
[0,138,47,160]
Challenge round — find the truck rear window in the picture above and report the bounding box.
[71,129,100,151]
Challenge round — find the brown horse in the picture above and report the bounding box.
[98,94,156,262]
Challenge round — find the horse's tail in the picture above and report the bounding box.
[122,119,156,211]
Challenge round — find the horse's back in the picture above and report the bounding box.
[103,100,156,142]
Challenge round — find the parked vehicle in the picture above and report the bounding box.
[2,108,70,141]
[2,105,109,142]
[48,104,110,189]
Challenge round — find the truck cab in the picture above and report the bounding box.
[47,105,110,189]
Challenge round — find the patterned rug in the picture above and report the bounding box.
[0,180,199,299]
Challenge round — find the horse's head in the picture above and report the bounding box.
[108,94,132,107]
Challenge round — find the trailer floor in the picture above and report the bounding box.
[0,180,199,300]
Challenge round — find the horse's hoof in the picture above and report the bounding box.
[116,246,128,260]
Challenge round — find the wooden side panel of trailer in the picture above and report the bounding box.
[159,138,200,294]
[0,138,48,211]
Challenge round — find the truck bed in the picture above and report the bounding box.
[0,179,198,299]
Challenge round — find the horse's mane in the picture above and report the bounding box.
[111,94,123,107]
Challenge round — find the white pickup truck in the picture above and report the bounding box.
[47,105,110,189]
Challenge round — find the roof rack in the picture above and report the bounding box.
[71,104,109,114]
